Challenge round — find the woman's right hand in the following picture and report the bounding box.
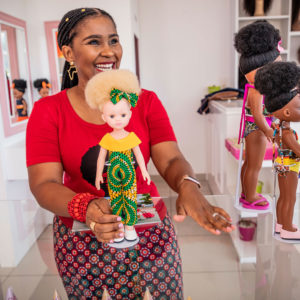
[86,198,124,243]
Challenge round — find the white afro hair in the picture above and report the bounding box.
[85,69,141,111]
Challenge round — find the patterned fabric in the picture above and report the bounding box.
[243,120,259,138]
[53,214,183,300]
[108,149,137,226]
[110,88,138,107]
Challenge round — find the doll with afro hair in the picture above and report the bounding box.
[234,20,282,210]
[85,69,151,244]
[33,78,51,99]
[255,61,300,240]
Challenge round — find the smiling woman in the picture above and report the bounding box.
[26,7,233,300]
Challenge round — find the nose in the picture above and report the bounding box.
[100,43,114,57]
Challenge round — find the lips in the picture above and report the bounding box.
[95,62,115,72]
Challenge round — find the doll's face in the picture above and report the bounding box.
[102,99,132,130]
[39,88,49,98]
[13,89,23,99]
[273,93,300,122]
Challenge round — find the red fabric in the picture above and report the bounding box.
[26,89,176,229]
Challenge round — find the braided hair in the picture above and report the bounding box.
[57,8,116,90]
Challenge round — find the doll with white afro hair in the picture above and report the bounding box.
[85,69,150,244]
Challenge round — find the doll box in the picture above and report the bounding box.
[225,138,276,161]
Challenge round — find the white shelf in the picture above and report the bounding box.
[290,31,300,37]
[238,15,289,21]
[230,227,257,263]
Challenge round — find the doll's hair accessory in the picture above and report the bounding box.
[42,81,52,89]
[277,40,284,53]
[110,88,138,107]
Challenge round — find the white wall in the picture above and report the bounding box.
[23,0,136,82]
[138,0,235,173]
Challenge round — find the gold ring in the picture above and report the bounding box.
[90,221,96,231]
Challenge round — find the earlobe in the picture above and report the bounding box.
[102,113,107,123]
[61,45,74,63]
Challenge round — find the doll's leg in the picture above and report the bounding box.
[276,174,286,227]
[278,172,298,232]
[243,130,267,204]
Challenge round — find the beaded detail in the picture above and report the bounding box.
[67,193,97,223]
[107,149,137,226]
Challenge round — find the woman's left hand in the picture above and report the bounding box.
[173,181,235,235]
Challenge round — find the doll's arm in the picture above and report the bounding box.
[22,99,27,115]
[132,146,151,185]
[95,147,107,190]
[248,88,273,141]
[282,130,300,158]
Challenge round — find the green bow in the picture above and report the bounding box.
[110,88,138,107]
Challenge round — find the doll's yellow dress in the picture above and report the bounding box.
[99,132,141,226]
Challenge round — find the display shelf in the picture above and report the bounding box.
[290,31,300,37]
[230,226,257,263]
[238,15,289,21]
[213,195,258,263]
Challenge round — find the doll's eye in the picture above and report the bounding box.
[110,115,114,119]
[121,114,126,117]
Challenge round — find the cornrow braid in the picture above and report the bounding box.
[57,7,116,90]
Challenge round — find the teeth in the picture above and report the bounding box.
[96,63,113,71]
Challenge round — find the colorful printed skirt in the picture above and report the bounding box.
[53,214,183,300]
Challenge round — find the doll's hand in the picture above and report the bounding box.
[95,175,104,190]
[21,110,26,115]
[173,181,235,235]
[86,198,124,243]
[264,128,274,142]
[142,170,151,185]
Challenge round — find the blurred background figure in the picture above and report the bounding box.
[12,79,28,122]
[33,78,51,99]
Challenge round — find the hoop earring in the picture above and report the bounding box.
[67,61,77,81]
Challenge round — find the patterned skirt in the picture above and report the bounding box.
[53,214,183,300]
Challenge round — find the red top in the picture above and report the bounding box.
[26,89,177,229]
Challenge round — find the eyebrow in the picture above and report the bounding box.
[82,33,119,41]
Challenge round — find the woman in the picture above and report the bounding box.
[26,7,234,299]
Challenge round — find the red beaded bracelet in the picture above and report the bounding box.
[68,193,98,223]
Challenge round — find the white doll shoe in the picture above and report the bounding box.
[125,226,138,241]
[114,226,125,243]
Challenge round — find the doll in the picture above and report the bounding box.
[243,0,273,16]
[33,78,51,99]
[85,69,151,242]
[234,20,282,210]
[255,61,300,240]
[12,79,28,121]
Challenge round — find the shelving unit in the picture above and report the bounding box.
[234,0,299,88]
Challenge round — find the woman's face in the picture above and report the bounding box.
[65,15,123,86]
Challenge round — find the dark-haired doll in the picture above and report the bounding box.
[243,0,273,16]
[234,20,282,210]
[12,79,28,121]
[33,78,51,99]
[255,62,300,240]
